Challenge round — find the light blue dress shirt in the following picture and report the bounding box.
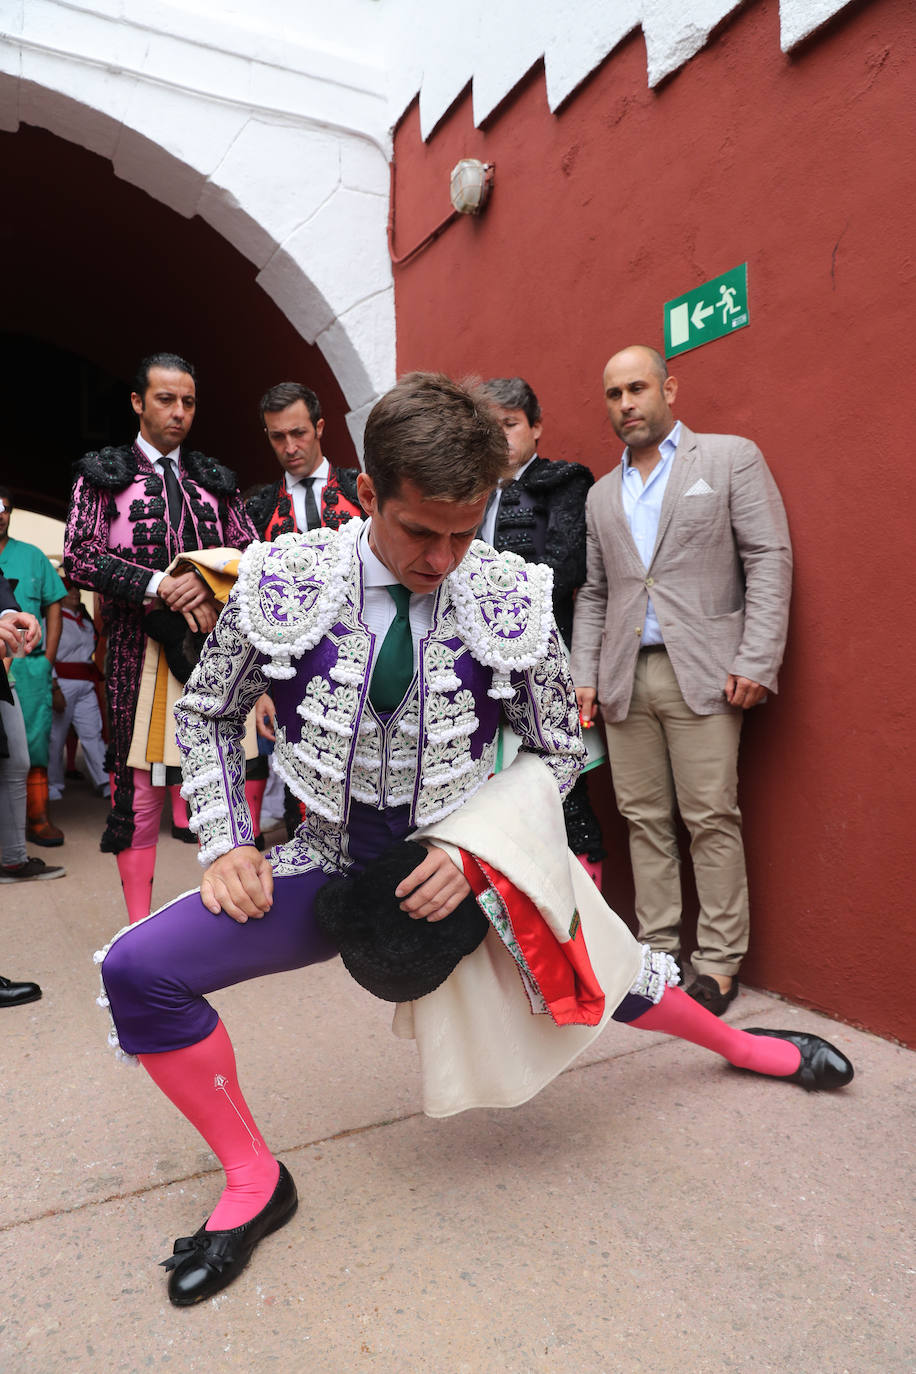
[620,421,681,646]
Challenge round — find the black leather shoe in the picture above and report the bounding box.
[0,974,42,1007]
[170,822,197,844]
[744,1028,854,1091]
[686,974,739,1016]
[161,1162,298,1306]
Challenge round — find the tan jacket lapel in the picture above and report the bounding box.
[648,425,697,569]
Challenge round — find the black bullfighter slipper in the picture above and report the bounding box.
[743,1028,855,1092]
[161,1162,298,1306]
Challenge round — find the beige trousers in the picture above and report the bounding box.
[603,649,748,977]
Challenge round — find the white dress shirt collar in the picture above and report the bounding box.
[510,454,538,482]
[284,457,329,495]
[478,453,538,547]
[356,522,436,664]
[358,519,400,587]
[135,433,180,467]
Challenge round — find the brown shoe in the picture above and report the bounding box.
[685,974,739,1017]
[26,766,65,846]
[27,817,65,847]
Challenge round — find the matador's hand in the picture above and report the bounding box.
[254,693,277,742]
[201,846,274,922]
[395,843,472,924]
[158,570,219,634]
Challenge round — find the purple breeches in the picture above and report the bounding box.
[102,801,414,1055]
[101,868,338,1054]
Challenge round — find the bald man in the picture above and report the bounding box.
[571,346,792,1015]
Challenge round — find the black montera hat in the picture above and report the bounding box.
[314,840,490,1002]
[143,608,206,684]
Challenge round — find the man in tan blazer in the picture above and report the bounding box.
[571,345,791,1015]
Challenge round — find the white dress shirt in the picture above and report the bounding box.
[286,457,330,532]
[620,421,680,646]
[357,522,435,674]
[135,433,181,599]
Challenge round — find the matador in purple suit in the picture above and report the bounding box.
[97,373,853,1309]
[64,353,257,921]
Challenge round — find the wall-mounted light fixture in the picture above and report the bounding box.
[388,157,495,267]
[448,158,494,215]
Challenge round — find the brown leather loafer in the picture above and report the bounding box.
[26,819,64,847]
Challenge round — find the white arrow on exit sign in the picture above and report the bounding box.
[664,264,749,357]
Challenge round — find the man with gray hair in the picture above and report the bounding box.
[572,345,792,1015]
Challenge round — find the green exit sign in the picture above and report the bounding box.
[664,264,749,358]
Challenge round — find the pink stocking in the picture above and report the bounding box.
[576,854,603,887]
[245,778,266,838]
[116,846,157,924]
[139,1020,280,1231]
[628,986,803,1077]
[168,783,189,829]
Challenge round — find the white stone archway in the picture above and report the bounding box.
[0,2,396,453]
[1,0,859,456]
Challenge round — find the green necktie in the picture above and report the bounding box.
[369,584,414,711]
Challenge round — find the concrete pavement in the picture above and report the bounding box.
[2,775,913,1373]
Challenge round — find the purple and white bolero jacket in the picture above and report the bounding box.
[176,519,585,875]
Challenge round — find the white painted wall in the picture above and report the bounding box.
[0,0,857,446]
[380,0,859,138]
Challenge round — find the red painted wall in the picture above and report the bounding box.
[392,0,916,1043]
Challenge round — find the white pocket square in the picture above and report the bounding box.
[684,478,714,496]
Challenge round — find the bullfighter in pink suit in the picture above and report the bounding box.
[64,352,257,920]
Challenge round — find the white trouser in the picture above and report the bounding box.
[48,679,108,797]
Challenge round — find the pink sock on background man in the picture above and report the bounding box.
[116,846,157,924]
[245,777,266,836]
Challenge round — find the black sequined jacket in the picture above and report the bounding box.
[491,455,594,646]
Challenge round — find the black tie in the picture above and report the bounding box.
[481,487,500,544]
[161,458,186,537]
[303,478,321,530]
